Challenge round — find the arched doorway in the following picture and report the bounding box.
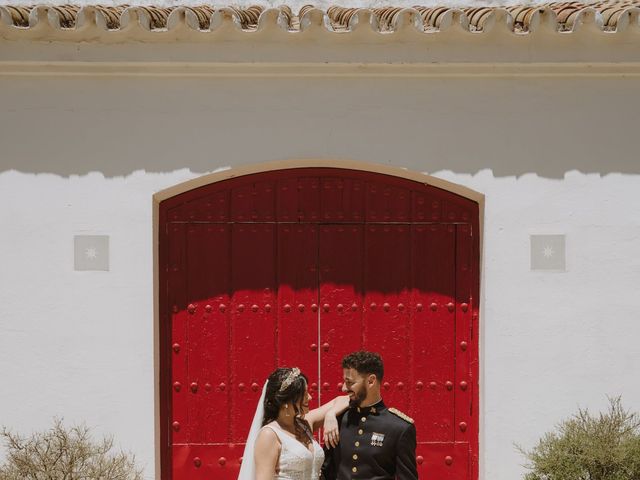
[156,165,481,480]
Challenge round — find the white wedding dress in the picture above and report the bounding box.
[237,383,325,480]
[262,423,324,480]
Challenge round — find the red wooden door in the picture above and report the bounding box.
[159,168,479,480]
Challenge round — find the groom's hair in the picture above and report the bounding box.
[342,351,384,380]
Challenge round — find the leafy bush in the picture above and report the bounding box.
[0,418,143,480]
[518,397,640,480]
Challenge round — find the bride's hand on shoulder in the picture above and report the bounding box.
[323,411,340,448]
[305,394,350,434]
[323,394,349,447]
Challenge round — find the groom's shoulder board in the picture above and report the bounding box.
[388,407,414,424]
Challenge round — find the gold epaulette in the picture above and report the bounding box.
[388,407,414,424]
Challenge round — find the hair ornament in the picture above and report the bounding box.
[279,367,301,392]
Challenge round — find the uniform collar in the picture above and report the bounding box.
[355,399,386,415]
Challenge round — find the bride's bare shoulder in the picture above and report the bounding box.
[257,423,280,441]
[255,424,281,456]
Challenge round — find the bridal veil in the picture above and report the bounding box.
[237,382,268,480]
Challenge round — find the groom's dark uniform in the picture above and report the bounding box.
[321,400,418,480]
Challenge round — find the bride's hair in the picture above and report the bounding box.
[262,367,312,445]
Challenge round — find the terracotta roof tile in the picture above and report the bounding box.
[0,1,639,33]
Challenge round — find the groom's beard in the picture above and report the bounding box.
[348,388,368,408]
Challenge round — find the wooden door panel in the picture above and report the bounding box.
[277,224,319,407]
[230,181,276,222]
[230,224,277,443]
[276,176,321,222]
[168,223,188,446]
[184,224,232,444]
[319,225,364,401]
[411,224,456,443]
[455,224,473,443]
[363,224,412,412]
[416,443,469,479]
[319,176,365,222]
[172,444,242,480]
[366,181,412,222]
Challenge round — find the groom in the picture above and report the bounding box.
[321,351,418,480]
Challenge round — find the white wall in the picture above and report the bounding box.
[1,71,640,480]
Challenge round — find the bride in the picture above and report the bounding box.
[238,367,350,480]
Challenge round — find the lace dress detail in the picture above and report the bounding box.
[263,424,325,480]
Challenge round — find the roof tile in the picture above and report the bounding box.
[0,1,639,33]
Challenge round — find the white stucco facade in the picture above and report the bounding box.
[2,10,640,479]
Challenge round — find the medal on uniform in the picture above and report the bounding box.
[371,432,385,447]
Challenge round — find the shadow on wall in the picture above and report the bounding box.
[2,75,639,178]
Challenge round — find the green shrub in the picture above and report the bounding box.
[518,397,640,480]
[0,418,143,480]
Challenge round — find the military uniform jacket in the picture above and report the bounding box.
[321,400,418,480]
